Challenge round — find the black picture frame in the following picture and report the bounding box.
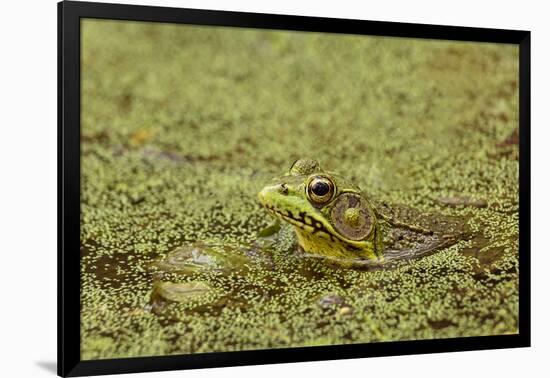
[58,1,531,376]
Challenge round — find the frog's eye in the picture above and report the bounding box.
[307,176,335,205]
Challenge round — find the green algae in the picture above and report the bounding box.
[80,19,519,360]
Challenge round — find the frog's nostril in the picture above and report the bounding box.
[280,184,289,195]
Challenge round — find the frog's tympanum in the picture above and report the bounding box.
[258,159,468,267]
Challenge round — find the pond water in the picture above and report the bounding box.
[80,19,519,359]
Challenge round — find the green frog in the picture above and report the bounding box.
[258,158,469,268]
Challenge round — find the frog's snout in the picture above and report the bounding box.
[258,184,289,206]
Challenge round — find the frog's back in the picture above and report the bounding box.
[375,201,470,262]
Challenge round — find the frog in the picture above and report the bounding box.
[258,158,469,268]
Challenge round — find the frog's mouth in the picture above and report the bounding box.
[258,183,328,231]
[262,203,334,237]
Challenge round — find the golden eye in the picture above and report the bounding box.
[307,176,335,204]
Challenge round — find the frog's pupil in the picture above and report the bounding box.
[312,181,330,196]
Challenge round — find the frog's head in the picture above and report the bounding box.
[258,159,380,260]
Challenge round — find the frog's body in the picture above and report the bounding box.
[259,159,468,267]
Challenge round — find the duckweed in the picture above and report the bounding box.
[80,19,519,360]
